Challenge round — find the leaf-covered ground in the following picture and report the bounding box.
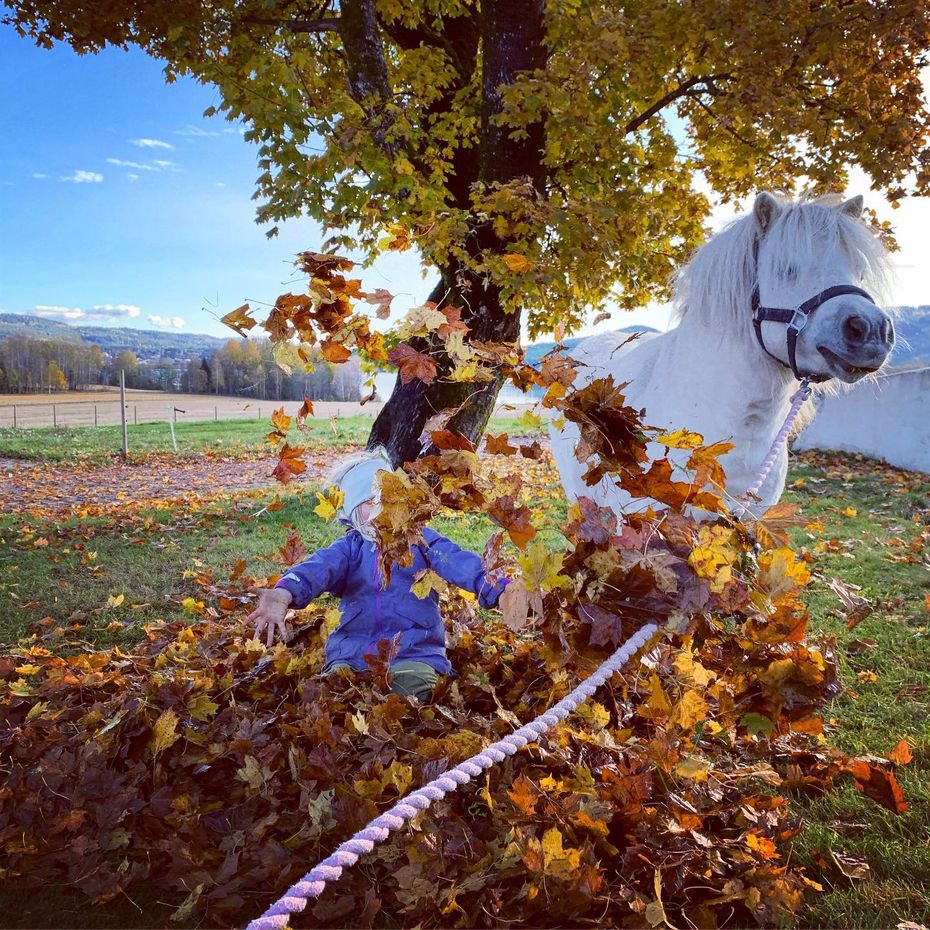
[1,440,927,930]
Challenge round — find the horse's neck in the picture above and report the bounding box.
[641,316,798,469]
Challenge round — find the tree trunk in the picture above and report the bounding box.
[367,0,546,467]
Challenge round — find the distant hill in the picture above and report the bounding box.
[0,313,85,343]
[524,326,657,367]
[0,313,226,360]
[74,325,226,360]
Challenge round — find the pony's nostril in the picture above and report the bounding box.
[843,314,869,344]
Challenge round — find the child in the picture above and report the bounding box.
[247,448,518,701]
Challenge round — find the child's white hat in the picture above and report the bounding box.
[330,448,392,519]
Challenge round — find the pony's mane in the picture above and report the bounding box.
[671,193,894,337]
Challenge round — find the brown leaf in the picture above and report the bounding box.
[485,433,517,456]
[388,344,438,385]
[825,577,872,630]
[845,759,909,813]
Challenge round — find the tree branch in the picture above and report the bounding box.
[239,15,341,34]
[623,73,732,135]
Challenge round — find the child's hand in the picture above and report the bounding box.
[246,588,294,647]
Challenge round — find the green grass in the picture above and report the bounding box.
[0,415,542,463]
[1,449,927,928]
[781,453,930,928]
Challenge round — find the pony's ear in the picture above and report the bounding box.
[753,192,781,233]
[838,194,864,218]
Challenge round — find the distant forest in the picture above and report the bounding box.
[0,332,362,401]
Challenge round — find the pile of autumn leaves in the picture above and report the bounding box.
[0,254,912,927]
[0,377,911,929]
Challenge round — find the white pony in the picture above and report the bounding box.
[550,192,896,516]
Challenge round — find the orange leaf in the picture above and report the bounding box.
[220,303,257,335]
[320,340,351,364]
[485,433,517,456]
[271,407,291,433]
[887,739,913,766]
[846,759,909,813]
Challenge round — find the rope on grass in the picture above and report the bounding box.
[245,621,659,930]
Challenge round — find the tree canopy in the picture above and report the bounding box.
[7,0,930,459]
[9,0,930,331]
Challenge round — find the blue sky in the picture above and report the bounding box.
[0,27,446,338]
[1,27,926,342]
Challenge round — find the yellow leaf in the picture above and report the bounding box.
[669,689,708,730]
[14,664,40,676]
[187,693,219,722]
[675,756,710,782]
[655,428,705,450]
[314,486,344,521]
[745,832,780,860]
[502,253,533,273]
[673,650,716,687]
[843,507,858,517]
[517,540,571,593]
[181,597,205,614]
[411,569,445,599]
[106,593,125,608]
[519,409,542,431]
[150,709,181,755]
[857,670,878,684]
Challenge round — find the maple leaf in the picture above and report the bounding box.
[518,540,571,594]
[845,759,909,814]
[278,530,307,565]
[502,253,533,273]
[220,303,257,335]
[271,407,291,433]
[485,433,517,456]
[313,486,345,521]
[430,429,474,452]
[271,443,307,485]
[887,739,913,765]
[379,223,410,251]
[295,397,315,432]
[487,494,537,549]
[150,708,180,756]
[362,288,394,319]
[320,340,351,364]
[655,428,704,450]
[388,344,438,385]
[437,305,469,340]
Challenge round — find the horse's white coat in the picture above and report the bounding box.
[550,193,895,516]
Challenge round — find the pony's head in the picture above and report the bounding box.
[674,192,895,384]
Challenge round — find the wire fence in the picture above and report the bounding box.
[0,398,274,429]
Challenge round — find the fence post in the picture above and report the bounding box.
[53,404,57,428]
[168,406,178,453]
[94,404,98,427]
[12,405,15,428]
[215,406,218,421]
[134,405,137,425]
[120,371,129,460]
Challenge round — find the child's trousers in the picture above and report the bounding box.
[323,660,439,701]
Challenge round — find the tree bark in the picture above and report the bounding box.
[367,0,547,466]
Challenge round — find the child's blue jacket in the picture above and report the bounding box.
[275,527,507,675]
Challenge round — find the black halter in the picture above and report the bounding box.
[750,240,878,383]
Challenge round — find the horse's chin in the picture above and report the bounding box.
[816,345,882,384]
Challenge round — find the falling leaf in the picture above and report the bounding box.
[314,487,345,521]
[220,303,257,335]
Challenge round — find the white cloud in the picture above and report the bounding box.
[32,305,85,320]
[130,137,174,150]
[148,314,185,329]
[32,172,48,179]
[174,124,220,137]
[107,157,178,173]
[31,303,141,323]
[215,182,226,187]
[107,158,155,171]
[61,170,103,184]
[127,173,140,182]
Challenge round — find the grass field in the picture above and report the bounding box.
[0,414,541,463]
[0,441,927,928]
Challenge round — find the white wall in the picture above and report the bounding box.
[794,367,930,474]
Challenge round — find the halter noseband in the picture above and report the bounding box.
[750,239,877,383]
